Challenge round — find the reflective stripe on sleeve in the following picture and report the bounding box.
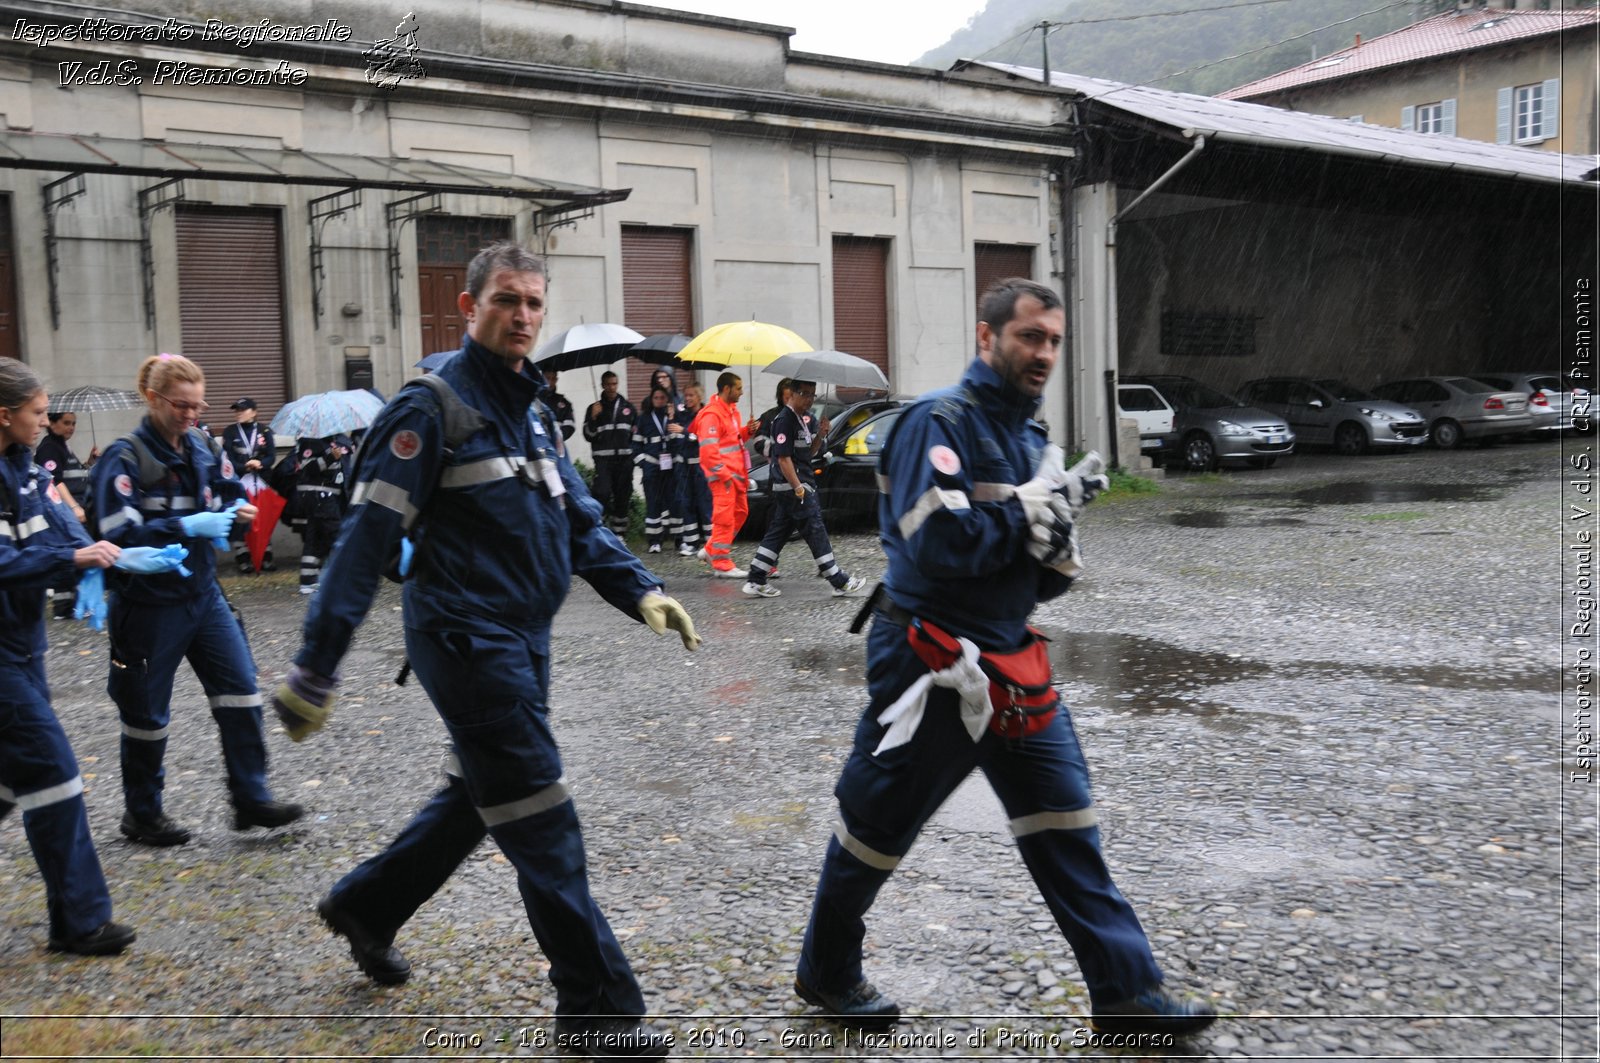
[971,482,1016,503]
[11,514,48,541]
[833,816,901,871]
[477,776,572,828]
[142,496,199,512]
[121,722,169,741]
[897,485,970,540]
[97,506,144,534]
[1009,806,1098,837]
[350,479,419,528]
[10,775,84,812]
[441,455,524,489]
[876,472,892,495]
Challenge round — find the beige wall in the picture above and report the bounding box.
[1250,34,1598,154]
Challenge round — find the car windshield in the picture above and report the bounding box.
[1315,379,1374,401]
[1162,382,1240,408]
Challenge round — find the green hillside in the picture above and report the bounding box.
[915,0,1464,97]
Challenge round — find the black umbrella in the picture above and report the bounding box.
[628,334,692,368]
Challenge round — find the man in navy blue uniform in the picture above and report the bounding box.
[581,370,635,537]
[273,243,699,1061]
[794,278,1216,1040]
[741,378,864,600]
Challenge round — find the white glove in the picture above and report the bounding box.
[1014,476,1059,531]
[1026,507,1083,577]
[1054,468,1110,523]
[638,592,702,651]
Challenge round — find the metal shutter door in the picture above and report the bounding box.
[974,244,1034,316]
[621,226,693,402]
[176,208,288,425]
[832,237,889,389]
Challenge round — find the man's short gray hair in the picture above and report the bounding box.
[466,242,547,298]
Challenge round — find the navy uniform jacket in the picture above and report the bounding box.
[33,431,89,501]
[89,420,246,605]
[768,406,821,493]
[221,421,275,478]
[631,407,683,477]
[0,444,90,663]
[877,358,1071,650]
[582,395,635,460]
[295,338,661,679]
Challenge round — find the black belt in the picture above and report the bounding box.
[849,583,913,633]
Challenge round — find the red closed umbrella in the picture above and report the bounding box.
[245,486,287,572]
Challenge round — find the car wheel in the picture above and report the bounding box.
[1183,432,1217,471]
[1430,418,1463,450]
[1334,421,1368,456]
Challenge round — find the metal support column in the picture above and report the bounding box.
[309,188,361,327]
[385,191,440,330]
[138,178,186,331]
[41,173,85,331]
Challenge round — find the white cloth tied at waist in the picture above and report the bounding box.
[872,636,991,755]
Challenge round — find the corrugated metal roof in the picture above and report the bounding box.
[1218,8,1599,100]
[965,62,1599,187]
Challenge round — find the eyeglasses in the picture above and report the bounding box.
[155,393,209,417]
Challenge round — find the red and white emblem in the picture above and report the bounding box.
[42,459,56,472]
[47,481,61,504]
[221,455,234,478]
[390,430,422,460]
[775,433,787,445]
[929,445,961,476]
[115,473,134,497]
[203,486,213,507]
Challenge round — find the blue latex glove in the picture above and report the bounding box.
[74,568,106,630]
[179,501,242,549]
[114,544,192,577]
[398,537,415,578]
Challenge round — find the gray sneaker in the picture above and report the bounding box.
[831,575,868,597]
[742,581,781,598]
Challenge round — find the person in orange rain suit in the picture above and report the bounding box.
[690,371,755,578]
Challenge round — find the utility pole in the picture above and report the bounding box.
[1038,20,1052,84]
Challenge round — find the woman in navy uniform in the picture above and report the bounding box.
[34,411,96,618]
[0,357,135,955]
[89,353,303,847]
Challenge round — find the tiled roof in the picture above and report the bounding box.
[1218,8,1599,100]
[961,62,1599,187]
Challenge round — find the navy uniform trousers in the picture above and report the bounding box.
[590,457,634,538]
[108,585,271,820]
[748,490,848,589]
[0,655,113,941]
[799,616,1164,1008]
[326,621,643,1019]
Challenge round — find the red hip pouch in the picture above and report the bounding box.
[907,619,1059,739]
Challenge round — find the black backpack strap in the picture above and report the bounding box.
[120,427,214,491]
[405,373,488,452]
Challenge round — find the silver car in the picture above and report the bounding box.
[1474,372,1593,435]
[1370,376,1533,449]
[1124,375,1295,471]
[1236,376,1428,454]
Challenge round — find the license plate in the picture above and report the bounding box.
[1266,434,1285,444]
[1141,439,1159,449]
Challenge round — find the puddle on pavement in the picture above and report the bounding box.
[1168,511,1307,528]
[1284,482,1501,506]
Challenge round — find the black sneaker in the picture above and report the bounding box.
[120,810,191,847]
[317,895,410,985]
[232,800,305,831]
[1090,986,1217,1037]
[553,1017,671,1060]
[794,976,900,1029]
[47,921,137,956]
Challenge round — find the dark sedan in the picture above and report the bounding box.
[743,401,904,536]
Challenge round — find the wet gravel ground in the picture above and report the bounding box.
[1,436,1592,1061]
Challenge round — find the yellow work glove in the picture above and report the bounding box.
[271,665,339,742]
[638,592,702,651]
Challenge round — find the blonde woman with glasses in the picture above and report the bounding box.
[88,353,302,847]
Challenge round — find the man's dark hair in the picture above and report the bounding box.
[465,242,547,298]
[978,278,1062,334]
[717,372,742,393]
[600,371,618,384]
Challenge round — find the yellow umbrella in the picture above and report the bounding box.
[676,320,813,368]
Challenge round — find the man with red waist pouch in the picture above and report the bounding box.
[794,278,1217,1040]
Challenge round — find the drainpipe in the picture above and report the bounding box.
[1104,134,1206,466]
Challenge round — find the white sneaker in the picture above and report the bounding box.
[695,547,709,561]
[299,585,316,596]
[678,543,695,557]
[831,575,868,597]
[648,543,661,553]
[741,581,781,598]
[712,566,748,579]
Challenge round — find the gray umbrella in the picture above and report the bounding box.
[761,349,888,390]
[48,385,143,413]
